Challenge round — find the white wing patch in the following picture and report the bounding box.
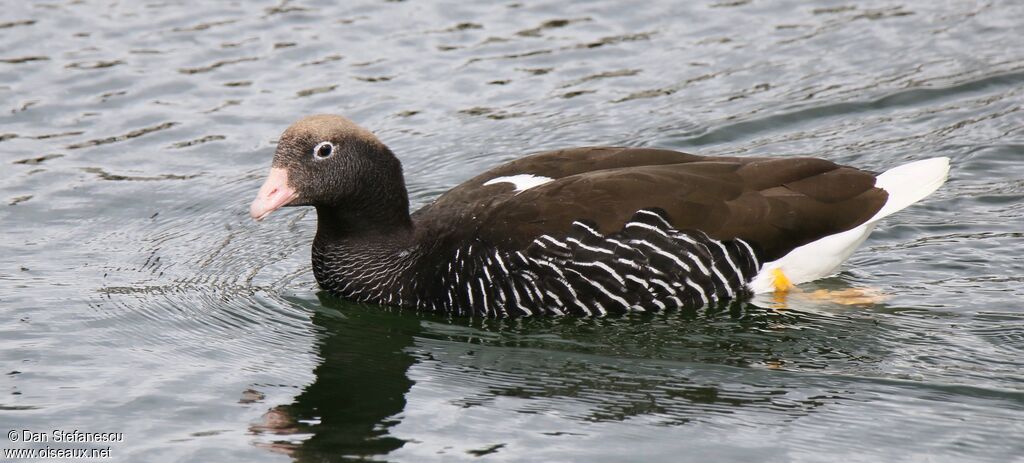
[483,174,553,194]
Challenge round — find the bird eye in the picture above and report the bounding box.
[313,141,334,160]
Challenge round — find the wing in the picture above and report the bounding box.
[412,147,887,262]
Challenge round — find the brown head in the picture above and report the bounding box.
[250,115,411,232]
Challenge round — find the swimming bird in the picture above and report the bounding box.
[250,114,949,317]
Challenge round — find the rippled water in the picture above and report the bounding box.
[2,0,1023,461]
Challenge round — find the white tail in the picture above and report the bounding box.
[868,157,950,223]
[748,157,950,294]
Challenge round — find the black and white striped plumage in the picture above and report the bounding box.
[252,115,949,317]
[315,208,759,316]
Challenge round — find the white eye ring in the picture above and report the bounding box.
[312,141,335,160]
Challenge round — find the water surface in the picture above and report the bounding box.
[2,0,1023,461]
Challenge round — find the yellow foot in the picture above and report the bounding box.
[766,268,888,308]
[804,287,889,306]
[770,268,796,306]
[771,268,794,292]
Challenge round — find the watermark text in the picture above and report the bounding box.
[5,429,123,459]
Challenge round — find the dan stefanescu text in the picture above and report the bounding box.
[13,430,124,443]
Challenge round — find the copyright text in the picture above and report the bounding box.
[7,430,123,443]
[5,429,123,459]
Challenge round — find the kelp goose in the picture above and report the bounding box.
[250,114,949,317]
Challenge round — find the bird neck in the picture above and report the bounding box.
[314,200,413,236]
[311,205,419,304]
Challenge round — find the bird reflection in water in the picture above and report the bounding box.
[246,284,890,461]
[250,293,420,461]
